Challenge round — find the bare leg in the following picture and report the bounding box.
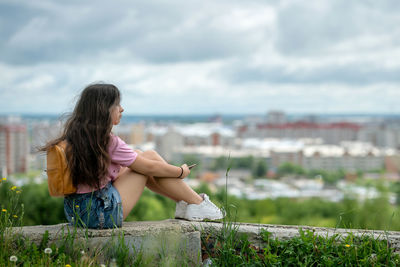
[112,170,148,219]
[113,150,203,219]
[135,150,179,201]
[137,150,203,204]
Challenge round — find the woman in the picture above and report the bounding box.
[42,83,223,229]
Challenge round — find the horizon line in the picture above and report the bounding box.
[2,112,400,117]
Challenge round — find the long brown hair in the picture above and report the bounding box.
[41,83,120,190]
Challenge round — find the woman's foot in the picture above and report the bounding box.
[175,200,188,219]
[174,193,205,219]
[183,194,224,221]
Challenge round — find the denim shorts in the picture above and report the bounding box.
[64,183,123,229]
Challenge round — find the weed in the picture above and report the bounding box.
[201,165,400,266]
[2,173,400,266]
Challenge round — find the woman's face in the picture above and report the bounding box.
[110,103,124,125]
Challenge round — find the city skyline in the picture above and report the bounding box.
[1,1,400,115]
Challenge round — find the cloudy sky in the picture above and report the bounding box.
[1,0,400,115]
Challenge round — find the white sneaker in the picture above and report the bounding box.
[184,194,224,221]
[175,200,188,219]
[175,193,205,219]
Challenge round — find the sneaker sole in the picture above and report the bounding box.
[184,216,224,221]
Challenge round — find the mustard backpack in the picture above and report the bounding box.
[46,141,76,197]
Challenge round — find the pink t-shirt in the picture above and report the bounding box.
[76,134,138,194]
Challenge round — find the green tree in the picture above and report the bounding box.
[252,160,267,178]
[211,156,228,171]
[338,196,359,229]
[393,181,400,205]
[308,169,345,185]
[127,190,174,221]
[196,182,213,197]
[234,156,254,169]
[19,183,65,225]
[277,162,305,177]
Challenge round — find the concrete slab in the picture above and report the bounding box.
[178,220,400,252]
[15,220,201,266]
[13,219,400,265]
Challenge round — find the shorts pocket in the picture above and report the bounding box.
[64,196,97,228]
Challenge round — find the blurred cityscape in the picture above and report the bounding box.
[2,111,400,203]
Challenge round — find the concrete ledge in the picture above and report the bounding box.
[15,220,202,265]
[14,219,400,264]
[18,220,186,243]
[179,220,400,252]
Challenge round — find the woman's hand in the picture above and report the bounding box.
[180,164,190,179]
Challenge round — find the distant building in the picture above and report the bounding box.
[131,123,145,145]
[147,123,236,161]
[266,110,287,124]
[385,155,399,173]
[0,128,5,177]
[270,150,303,169]
[208,114,223,123]
[302,149,385,172]
[113,124,133,144]
[269,141,389,172]
[30,120,63,171]
[155,128,184,161]
[0,123,29,175]
[238,121,362,145]
[358,122,400,149]
[175,139,392,173]
[177,123,235,147]
[30,121,62,152]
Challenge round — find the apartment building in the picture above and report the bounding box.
[238,121,361,145]
[146,123,236,161]
[358,122,400,148]
[0,123,29,175]
[174,138,391,173]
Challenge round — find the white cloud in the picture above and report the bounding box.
[0,0,399,115]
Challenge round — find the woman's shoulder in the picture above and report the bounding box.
[108,134,137,164]
[109,133,123,143]
[109,133,118,149]
[109,133,128,151]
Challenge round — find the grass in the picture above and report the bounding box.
[202,224,400,266]
[200,163,400,266]
[0,178,167,266]
[2,176,400,266]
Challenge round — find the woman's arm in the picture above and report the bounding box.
[128,153,190,178]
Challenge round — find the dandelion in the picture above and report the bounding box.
[9,255,18,262]
[2,177,6,181]
[2,209,6,212]
[13,215,18,218]
[80,250,85,255]
[11,186,17,191]
[345,244,351,248]
[369,253,377,261]
[16,190,21,194]
[75,205,79,208]
[65,265,72,267]
[44,247,52,254]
